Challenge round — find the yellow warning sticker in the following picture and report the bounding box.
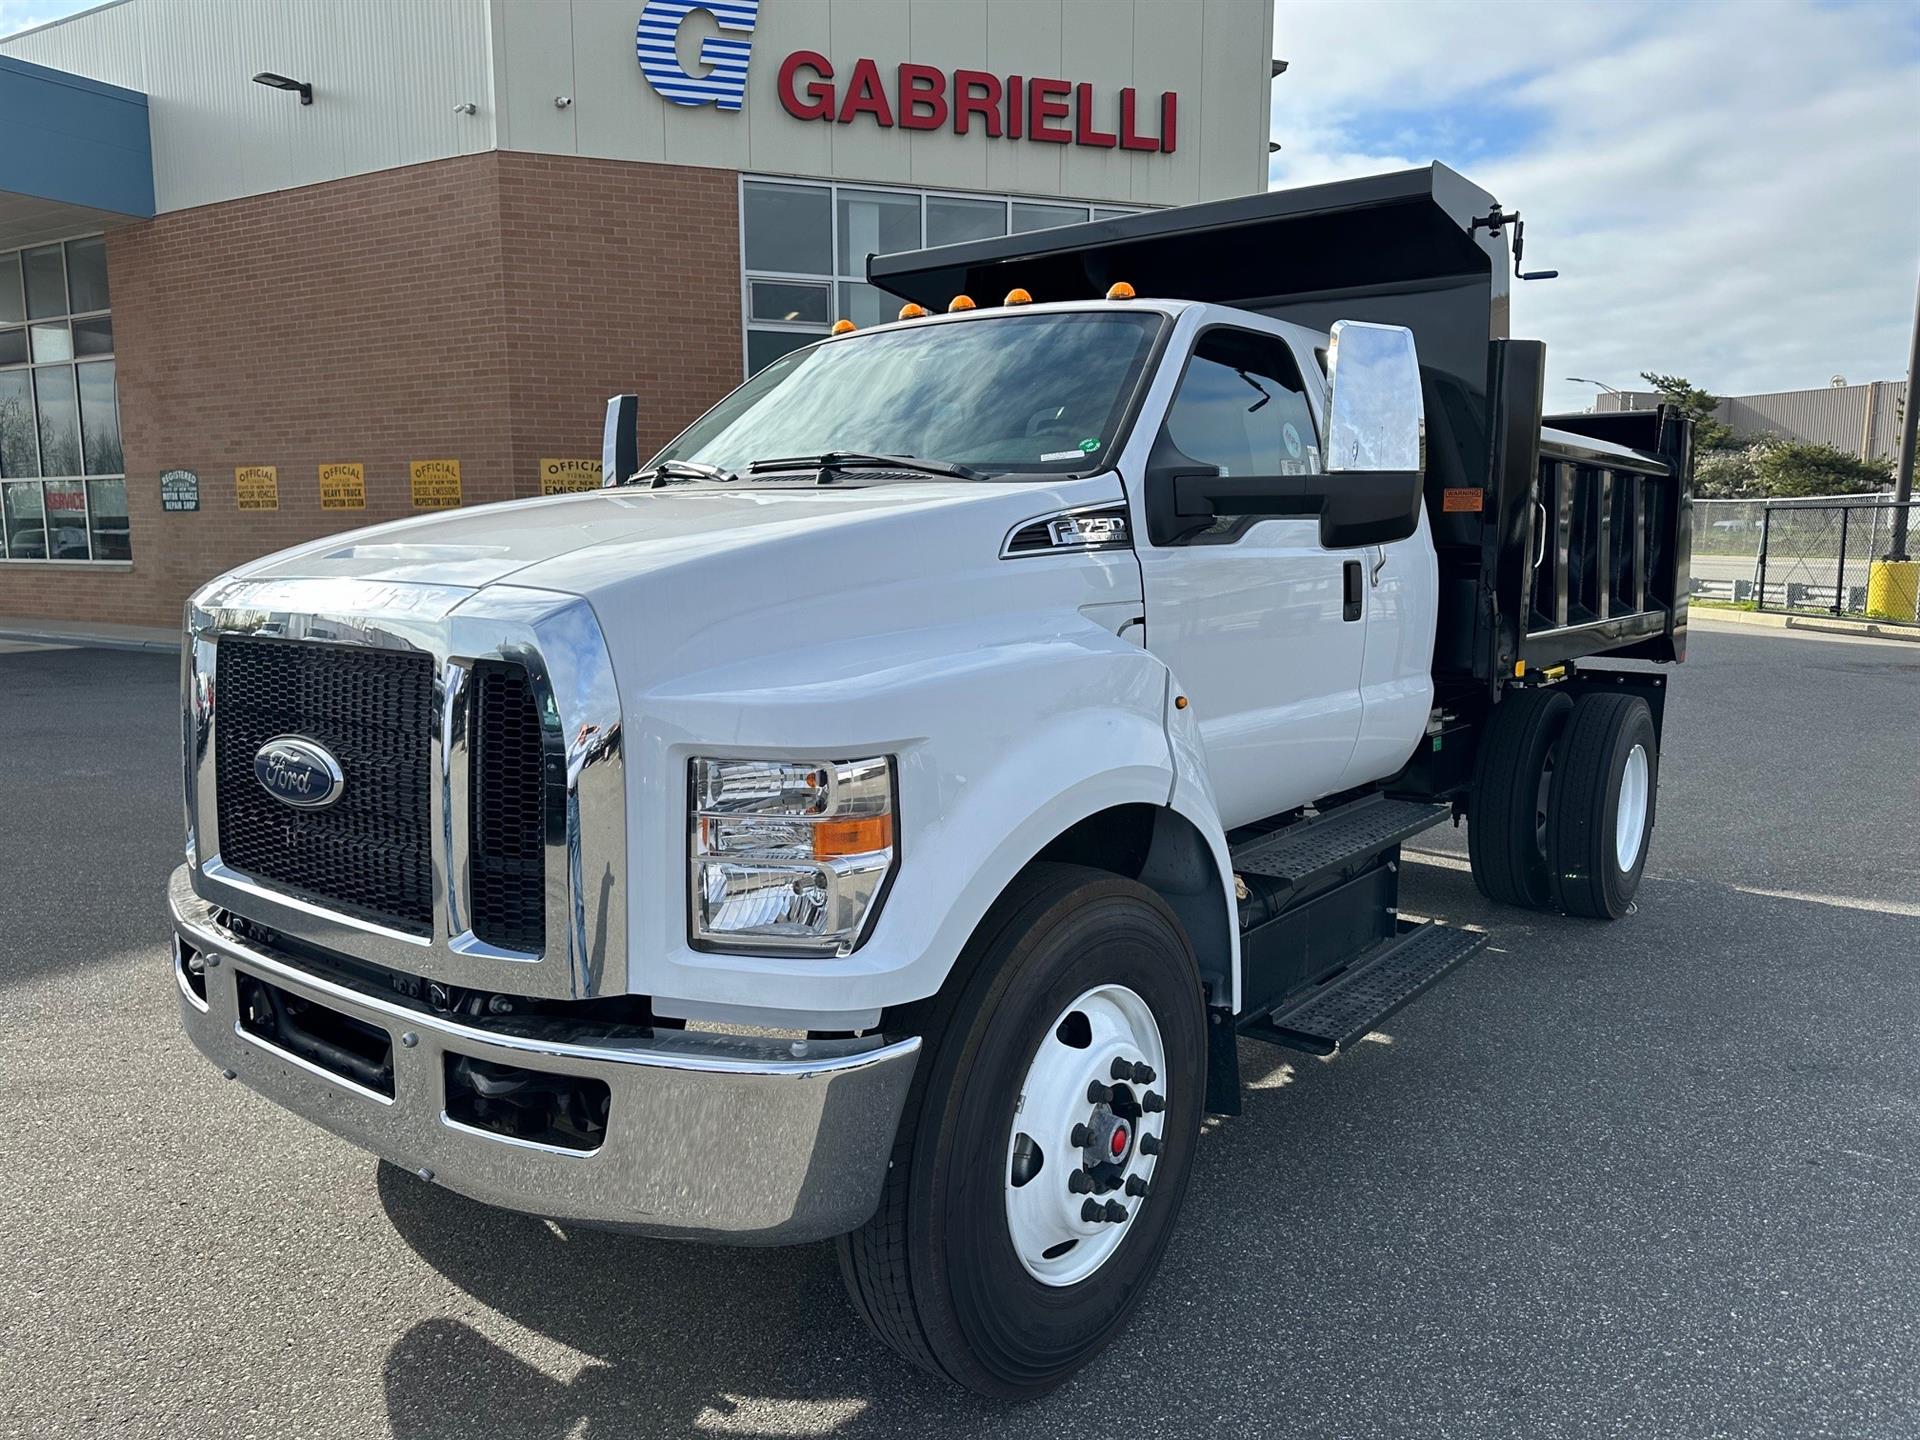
[235,465,279,511]
[540,458,603,494]
[409,458,462,509]
[319,462,366,510]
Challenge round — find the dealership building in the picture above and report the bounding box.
[0,0,1275,628]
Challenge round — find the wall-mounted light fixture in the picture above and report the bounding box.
[252,72,313,105]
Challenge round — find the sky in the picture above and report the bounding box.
[4,0,1917,415]
[1269,0,1920,412]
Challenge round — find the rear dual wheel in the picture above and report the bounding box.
[1469,687,1658,920]
[1546,691,1658,919]
[838,864,1205,1398]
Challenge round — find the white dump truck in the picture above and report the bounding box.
[170,164,1691,1396]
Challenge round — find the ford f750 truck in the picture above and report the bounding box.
[170,164,1690,1396]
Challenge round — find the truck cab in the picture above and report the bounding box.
[168,163,1690,1398]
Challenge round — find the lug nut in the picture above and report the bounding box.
[1139,1134,1162,1156]
[1131,1062,1156,1084]
[1081,1198,1104,1222]
[1110,1057,1134,1081]
[1070,1122,1092,1148]
[1087,1080,1112,1104]
[1125,1175,1149,1197]
[1068,1170,1093,1194]
[1141,1090,1165,1114]
[1102,1200,1128,1223]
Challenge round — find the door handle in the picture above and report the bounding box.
[1342,560,1363,621]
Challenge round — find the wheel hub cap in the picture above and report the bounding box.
[1005,983,1167,1287]
[1616,742,1650,871]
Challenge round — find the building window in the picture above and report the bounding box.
[740,178,1146,376]
[0,236,125,562]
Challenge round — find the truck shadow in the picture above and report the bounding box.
[374,1163,996,1439]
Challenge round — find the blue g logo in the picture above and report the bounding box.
[636,1,761,111]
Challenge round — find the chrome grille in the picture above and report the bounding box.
[214,637,435,934]
[469,661,548,953]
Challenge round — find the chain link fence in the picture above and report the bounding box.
[1690,495,1919,622]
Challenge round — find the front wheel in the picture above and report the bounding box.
[837,863,1206,1397]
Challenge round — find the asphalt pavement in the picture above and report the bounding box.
[4,618,1918,1439]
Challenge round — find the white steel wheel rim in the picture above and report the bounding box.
[1615,743,1650,872]
[1004,983,1168,1288]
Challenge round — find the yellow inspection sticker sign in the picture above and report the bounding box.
[319,462,366,510]
[410,458,463,509]
[235,465,279,511]
[540,458,603,494]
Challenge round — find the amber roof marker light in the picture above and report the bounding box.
[1004,288,1033,306]
[898,303,929,320]
[948,295,977,312]
[831,319,857,334]
[1105,281,1136,300]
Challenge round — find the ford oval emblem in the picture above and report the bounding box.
[254,736,345,809]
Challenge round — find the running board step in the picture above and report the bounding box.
[1231,796,1450,904]
[1241,920,1487,1057]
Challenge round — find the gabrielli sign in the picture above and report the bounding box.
[777,56,1176,152]
[634,1,1178,154]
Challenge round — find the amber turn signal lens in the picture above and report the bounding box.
[1003,287,1033,305]
[898,302,928,320]
[1105,281,1136,300]
[948,294,976,311]
[831,318,857,334]
[813,813,894,858]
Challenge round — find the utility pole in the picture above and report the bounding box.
[1889,266,1919,562]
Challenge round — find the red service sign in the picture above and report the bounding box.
[777,53,1176,153]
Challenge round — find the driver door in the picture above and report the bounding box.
[1133,326,1366,829]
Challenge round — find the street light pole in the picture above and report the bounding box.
[1567,377,1622,394]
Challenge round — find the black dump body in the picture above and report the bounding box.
[870,163,1691,689]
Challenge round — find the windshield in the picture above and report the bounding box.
[650,311,1165,478]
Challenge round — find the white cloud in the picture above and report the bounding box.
[1270,0,1920,413]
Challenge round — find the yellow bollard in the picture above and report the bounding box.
[1866,560,1920,622]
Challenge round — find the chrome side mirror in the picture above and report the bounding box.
[1324,321,1425,473]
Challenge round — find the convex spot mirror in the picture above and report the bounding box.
[1325,320,1425,474]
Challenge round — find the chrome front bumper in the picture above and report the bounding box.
[169,867,919,1244]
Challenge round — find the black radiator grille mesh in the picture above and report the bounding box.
[214,638,435,934]
[469,662,547,953]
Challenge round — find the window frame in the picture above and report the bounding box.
[737,175,1146,378]
[1147,322,1329,548]
[0,233,124,565]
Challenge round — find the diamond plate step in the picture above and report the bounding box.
[1231,796,1449,895]
[1242,920,1488,1057]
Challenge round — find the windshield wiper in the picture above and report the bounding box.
[624,459,738,487]
[745,451,985,481]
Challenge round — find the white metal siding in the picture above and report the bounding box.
[2,0,497,212]
[490,0,1267,203]
[5,0,1269,212]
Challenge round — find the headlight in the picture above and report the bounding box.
[690,757,896,954]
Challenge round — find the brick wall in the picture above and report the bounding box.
[0,152,742,629]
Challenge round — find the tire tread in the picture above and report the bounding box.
[1468,689,1573,909]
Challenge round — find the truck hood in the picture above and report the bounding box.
[229,478,1129,598]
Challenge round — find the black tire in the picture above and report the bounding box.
[1546,692,1658,919]
[1468,688,1575,910]
[836,862,1206,1398]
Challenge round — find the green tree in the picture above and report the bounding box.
[1752,439,1891,498]
[1639,371,1733,450]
